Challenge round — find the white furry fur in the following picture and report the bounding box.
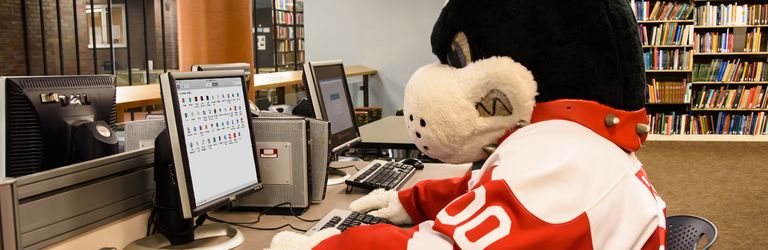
[349,188,413,225]
[267,228,341,250]
[403,57,538,164]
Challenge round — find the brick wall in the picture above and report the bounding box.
[0,0,179,81]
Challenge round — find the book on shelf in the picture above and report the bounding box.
[695,3,768,26]
[631,1,694,21]
[692,28,765,53]
[643,48,691,70]
[640,23,693,46]
[693,59,768,82]
[692,84,767,109]
[647,111,768,135]
[646,79,691,103]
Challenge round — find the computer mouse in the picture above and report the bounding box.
[399,158,424,170]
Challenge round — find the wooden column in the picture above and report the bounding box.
[177,0,255,99]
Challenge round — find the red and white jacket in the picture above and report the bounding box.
[316,101,667,250]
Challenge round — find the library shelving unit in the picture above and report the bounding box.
[253,0,305,74]
[631,0,768,141]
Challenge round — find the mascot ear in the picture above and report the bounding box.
[403,57,537,164]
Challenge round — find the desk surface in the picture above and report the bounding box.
[211,161,469,249]
[358,116,417,149]
[115,65,378,112]
[252,65,377,90]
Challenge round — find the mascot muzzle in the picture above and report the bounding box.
[403,56,538,164]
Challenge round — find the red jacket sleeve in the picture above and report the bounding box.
[397,170,472,223]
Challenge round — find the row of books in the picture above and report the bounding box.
[277,40,297,53]
[274,0,301,12]
[297,27,304,39]
[643,48,691,70]
[639,23,693,46]
[693,59,768,82]
[647,112,768,135]
[276,27,295,39]
[275,11,303,25]
[694,29,765,53]
[691,85,768,110]
[646,79,691,104]
[630,1,694,21]
[695,3,768,26]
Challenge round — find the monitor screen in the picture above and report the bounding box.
[161,70,261,217]
[303,61,361,152]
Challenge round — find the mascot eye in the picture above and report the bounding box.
[446,32,471,68]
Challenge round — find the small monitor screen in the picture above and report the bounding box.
[311,63,360,149]
[174,77,259,206]
[318,73,354,134]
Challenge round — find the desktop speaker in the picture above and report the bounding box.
[233,117,311,212]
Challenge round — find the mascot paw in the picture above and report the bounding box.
[267,228,340,250]
[349,188,413,225]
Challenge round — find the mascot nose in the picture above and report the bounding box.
[407,114,429,151]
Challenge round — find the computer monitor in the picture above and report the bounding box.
[159,70,261,218]
[302,60,362,153]
[145,70,261,247]
[0,75,118,178]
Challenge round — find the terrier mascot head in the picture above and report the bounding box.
[404,0,646,164]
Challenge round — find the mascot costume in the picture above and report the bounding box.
[270,0,667,249]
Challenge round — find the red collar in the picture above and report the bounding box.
[498,100,648,152]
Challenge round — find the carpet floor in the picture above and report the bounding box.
[637,141,767,250]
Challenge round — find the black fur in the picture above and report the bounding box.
[432,0,645,111]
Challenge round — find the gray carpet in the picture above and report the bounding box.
[637,141,768,250]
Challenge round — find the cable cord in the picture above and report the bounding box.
[146,200,320,235]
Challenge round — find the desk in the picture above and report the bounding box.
[210,161,469,249]
[358,116,417,150]
[252,65,377,106]
[114,65,378,123]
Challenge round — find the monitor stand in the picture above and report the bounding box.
[327,152,355,185]
[124,223,244,250]
[126,129,245,249]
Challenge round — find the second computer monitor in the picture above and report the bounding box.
[303,60,361,153]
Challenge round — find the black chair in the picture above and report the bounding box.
[666,215,718,250]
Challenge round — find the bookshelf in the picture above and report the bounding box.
[253,0,305,74]
[631,0,768,140]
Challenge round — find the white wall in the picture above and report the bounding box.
[304,0,445,115]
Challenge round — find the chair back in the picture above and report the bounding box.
[666,215,718,250]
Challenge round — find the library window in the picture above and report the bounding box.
[86,4,127,49]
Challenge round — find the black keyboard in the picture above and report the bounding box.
[345,160,416,191]
[305,209,389,235]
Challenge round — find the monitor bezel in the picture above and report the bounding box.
[160,70,262,219]
[302,60,362,152]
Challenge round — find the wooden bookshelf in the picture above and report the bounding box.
[694,25,768,28]
[634,0,768,139]
[647,134,768,141]
[692,81,768,85]
[693,52,768,56]
[690,108,768,111]
[642,45,694,48]
[254,0,304,74]
[637,20,694,24]
[646,70,693,72]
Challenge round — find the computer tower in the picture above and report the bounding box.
[257,111,331,203]
[233,117,311,212]
[307,118,330,203]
